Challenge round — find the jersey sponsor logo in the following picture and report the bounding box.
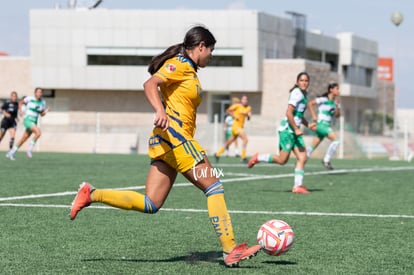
[165,63,176,73]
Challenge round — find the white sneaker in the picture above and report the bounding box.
[26,150,32,159]
[6,153,15,161]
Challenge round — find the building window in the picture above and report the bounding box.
[305,49,338,72]
[87,54,242,67]
[86,47,243,67]
[88,55,152,66]
[342,65,372,87]
[210,95,231,123]
[326,53,338,72]
[364,68,373,87]
[209,56,242,67]
[305,49,322,62]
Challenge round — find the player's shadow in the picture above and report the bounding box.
[259,187,324,193]
[82,251,256,268]
[261,260,297,265]
[280,188,324,193]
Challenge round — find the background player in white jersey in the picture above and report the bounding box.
[306,83,341,170]
[0,91,19,149]
[6,87,49,160]
[248,72,316,194]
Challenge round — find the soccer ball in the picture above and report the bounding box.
[257,219,294,256]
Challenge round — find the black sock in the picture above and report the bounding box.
[9,138,15,149]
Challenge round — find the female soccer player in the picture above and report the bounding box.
[248,72,316,194]
[306,83,341,170]
[70,25,260,267]
[0,91,19,149]
[6,88,49,160]
[223,97,240,157]
[215,95,251,162]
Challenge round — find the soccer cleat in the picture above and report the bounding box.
[322,160,334,170]
[26,150,32,159]
[214,153,220,163]
[70,182,94,220]
[247,152,259,168]
[223,242,261,267]
[292,185,310,194]
[6,153,15,161]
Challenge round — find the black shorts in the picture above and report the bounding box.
[0,118,17,131]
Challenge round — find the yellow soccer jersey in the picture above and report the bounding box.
[148,55,202,159]
[228,103,251,129]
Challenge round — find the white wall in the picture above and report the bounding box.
[30,9,281,92]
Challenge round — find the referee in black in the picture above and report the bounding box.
[0,91,19,149]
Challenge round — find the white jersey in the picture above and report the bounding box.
[23,96,47,124]
[315,96,336,125]
[278,87,308,132]
[225,115,234,133]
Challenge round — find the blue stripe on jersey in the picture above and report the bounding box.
[167,127,187,143]
[204,181,224,197]
[177,54,196,70]
[168,114,183,128]
[171,109,180,117]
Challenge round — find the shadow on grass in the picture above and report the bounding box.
[260,188,325,193]
[261,259,296,265]
[82,250,258,268]
[280,188,324,193]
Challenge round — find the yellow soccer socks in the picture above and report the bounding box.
[205,181,236,253]
[91,189,158,213]
[241,148,247,160]
[215,147,226,157]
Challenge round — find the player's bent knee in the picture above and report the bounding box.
[204,181,224,197]
[143,196,159,214]
[279,159,289,165]
[298,155,307,164]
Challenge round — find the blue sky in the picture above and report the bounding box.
[1,0,413,108]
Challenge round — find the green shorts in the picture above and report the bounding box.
[315,122,333,140]
[225,130,232,140]
[278,129,306,153]
[23,117,37,131]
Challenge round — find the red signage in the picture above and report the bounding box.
[377,58,393,82]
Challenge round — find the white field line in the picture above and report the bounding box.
[0,167,414,205]
[0,203,413,219]
[0,166,413,203]
[225,172,262,177]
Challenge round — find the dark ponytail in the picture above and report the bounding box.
[148,44,184,75]
[320,82,338,97]
[289,71,310,93]
[147,25,216,75]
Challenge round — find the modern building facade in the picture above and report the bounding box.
[0,8,385,154]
